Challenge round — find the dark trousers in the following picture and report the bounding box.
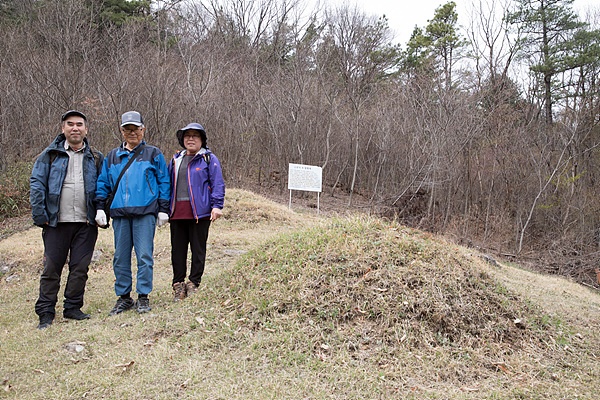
[170,219,211,286]
[35,223,98,317]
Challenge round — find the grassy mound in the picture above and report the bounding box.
[219,215,572,386]
[222,188,307,225]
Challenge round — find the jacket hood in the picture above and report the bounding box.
[173,147,211,160]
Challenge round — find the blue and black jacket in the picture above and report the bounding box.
[96,141,171,218]
[30,134,104,227]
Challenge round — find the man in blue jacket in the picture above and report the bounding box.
[95,111,170,316]
[30,110,104,329]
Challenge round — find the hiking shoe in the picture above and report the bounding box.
[185,281,198,296]
[63,309,91,320]
[37,313,54,330]
[109,297,135,316]
[173,282,186,302]
[136,297,151,313]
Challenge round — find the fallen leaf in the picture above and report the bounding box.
[114,361,135,372]
[493,362,512,374]
[513,318,526,329]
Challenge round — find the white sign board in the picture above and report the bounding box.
[288,163,322,192]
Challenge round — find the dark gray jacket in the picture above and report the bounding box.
[30,134,103,227]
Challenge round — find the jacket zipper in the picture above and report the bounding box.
[187,158,199,222]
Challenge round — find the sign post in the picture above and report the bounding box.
[288,163,322,213]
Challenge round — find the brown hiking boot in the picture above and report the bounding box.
[185,281,198,296]
[173,282,186,302]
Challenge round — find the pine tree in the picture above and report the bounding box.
[402,2,466,88]
[506,0,591,125]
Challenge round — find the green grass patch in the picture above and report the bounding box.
[0,161,32,219]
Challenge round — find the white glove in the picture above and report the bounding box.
[95,210,107,227]
[157,212,169,227]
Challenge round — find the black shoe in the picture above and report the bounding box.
[63,309,91,320]
[37,313,54,330]
[109,297,135,316]
[136,296,151,314]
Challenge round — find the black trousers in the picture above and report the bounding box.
[34,223,98,317]
[170,219,211,286]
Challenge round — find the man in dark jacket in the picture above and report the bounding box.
[30,110,103,329]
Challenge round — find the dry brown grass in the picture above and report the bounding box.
[219,215,600,397]
[1,188,599,399]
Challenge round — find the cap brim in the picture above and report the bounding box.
[121,122,143,127]
[61,110,87,121]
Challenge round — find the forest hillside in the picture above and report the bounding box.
[1,2,600,282]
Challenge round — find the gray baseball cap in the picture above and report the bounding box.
[120,111,144,127]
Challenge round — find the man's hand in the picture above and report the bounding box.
[210,208,223,222]
[157,212,169,227]
[95,210,107,227]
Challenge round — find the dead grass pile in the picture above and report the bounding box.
[221,188,307,226]
[219,215,576,386]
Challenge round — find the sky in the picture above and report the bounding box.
[321,0,599,45]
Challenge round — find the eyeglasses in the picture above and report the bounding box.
[122,126,142,134]
[183,134,201,139]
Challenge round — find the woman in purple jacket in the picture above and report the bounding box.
[168,122,225,301]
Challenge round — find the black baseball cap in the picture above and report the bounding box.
[61,110,87,122]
